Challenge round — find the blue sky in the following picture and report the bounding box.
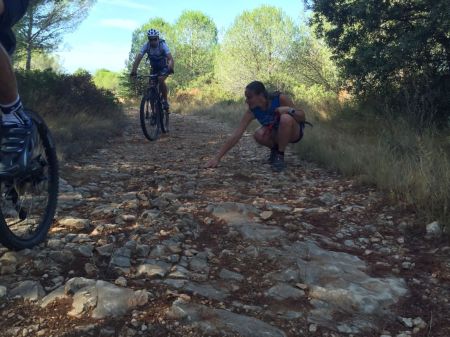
[56,0,306,73]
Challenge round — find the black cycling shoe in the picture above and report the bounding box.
[271,152,286,172]
[0,119,34,178]
[268,146,278,164]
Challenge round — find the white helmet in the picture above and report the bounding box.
[147,29,160,38]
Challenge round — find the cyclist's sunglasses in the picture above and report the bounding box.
[148,37,158,41]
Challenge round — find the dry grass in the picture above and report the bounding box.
[296,111,450,228]
[30,102,125,161]
[43,110,124,160]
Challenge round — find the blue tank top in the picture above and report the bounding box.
[250,94,281,127]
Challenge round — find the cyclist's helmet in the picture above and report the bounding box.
[147,29,160,38]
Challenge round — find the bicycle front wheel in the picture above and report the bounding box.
[140,96,161,141]
[161,109,169,134]
[0,111,59,250]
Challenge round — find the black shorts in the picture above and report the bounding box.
[151,66,170,76]
[271,121,305,144]
[0,0,29,54]
[291,122,305,143]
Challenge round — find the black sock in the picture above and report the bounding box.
[272,144,278,151]
[277,150,284,156]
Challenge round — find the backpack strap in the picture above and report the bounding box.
[159,39,168,56]
[145,40,167,55]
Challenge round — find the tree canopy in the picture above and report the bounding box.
[307,0,450,123]
[14,0,95,70]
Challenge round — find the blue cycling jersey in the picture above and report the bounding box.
[139,40,171,70]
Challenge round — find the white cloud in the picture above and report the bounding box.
[100,18,139,30]
[99,0,154,11]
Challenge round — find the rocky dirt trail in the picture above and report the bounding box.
[0,109,449,337]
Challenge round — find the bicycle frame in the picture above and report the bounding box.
[147,74,160,99]
[137,74,162,105]
[136,70,170,141]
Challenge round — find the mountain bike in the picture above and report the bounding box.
[138,72,171,141]
[0,111,59,250]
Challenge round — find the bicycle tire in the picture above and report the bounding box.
[140,95,161,141]
[0,111,59,250]
[161,109,169,133]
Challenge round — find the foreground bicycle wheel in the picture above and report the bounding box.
[140,95,162,141]
[0,111,59,250]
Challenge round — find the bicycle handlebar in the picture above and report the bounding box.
[131,69,174,78]
[132,75,158,78]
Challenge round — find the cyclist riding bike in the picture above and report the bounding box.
[130,29,174,111]
[0,0,33,178]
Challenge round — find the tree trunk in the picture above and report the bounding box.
[25,8,33,71]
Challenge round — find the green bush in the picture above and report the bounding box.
[93,69,121,94]
[293,84,336,107]
[16,69,125,160]
[309,0,450,126]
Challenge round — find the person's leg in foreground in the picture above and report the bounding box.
[0,0,33,177]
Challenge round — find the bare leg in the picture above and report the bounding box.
[0,0,35,177]
[0,43,19,104]
[253,127,275,148]
[0,0,18,103]
[158,76,168,102]
[276,114,300,152]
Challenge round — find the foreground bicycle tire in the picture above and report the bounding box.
[0,111,59,250]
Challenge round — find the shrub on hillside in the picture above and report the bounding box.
[16,69,125,159]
